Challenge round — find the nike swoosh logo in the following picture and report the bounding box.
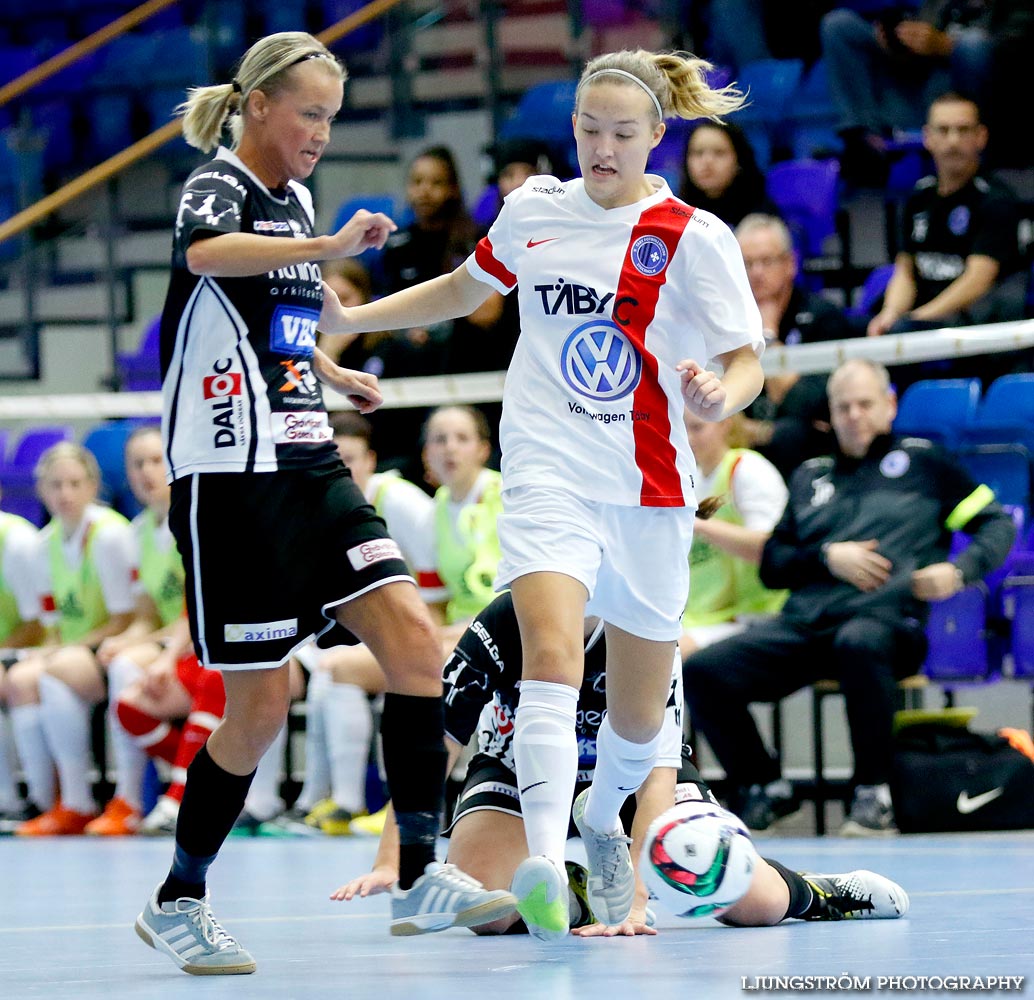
[617,785,638,792]
[956,787,1004,813]
[526,238,558,248]
[520,781,548,795]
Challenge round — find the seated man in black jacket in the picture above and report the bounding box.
[684,358,1015,836]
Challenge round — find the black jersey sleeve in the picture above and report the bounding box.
[442,592,523,745]
[172,167,247,265]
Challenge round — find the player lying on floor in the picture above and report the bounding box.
[332,592,909,936]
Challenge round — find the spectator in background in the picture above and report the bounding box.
[0,487,44,832]
[5,443,136,836]
[867,93,1025,386]
[684,359,1015,836]
[678,122,775,229]
[735,213,853,481]
[373,145,501,378]
[822,2,996,184]
[679,412,788,660]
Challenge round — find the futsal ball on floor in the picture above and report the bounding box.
[642,801,759,919]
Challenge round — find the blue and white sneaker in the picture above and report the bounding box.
[572,789,635,926]
[135,886,256,975]
[390,862,517,936]
[512,855,569,941]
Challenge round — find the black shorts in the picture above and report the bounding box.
[444,752,715,838]
[170,465,412,670]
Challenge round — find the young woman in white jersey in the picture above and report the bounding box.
[319,49,765,938]
[4,443,136,836]
[134,32,514,977]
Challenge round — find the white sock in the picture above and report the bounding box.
[583,715,662,835]
[325,682,372,814]
[9,704,55,810]
[106,656,145,809]
[0,712,22,811]
[513,679,579,874]
[244,723,286,822]
[295,669,331,813]
[37,674,96,814]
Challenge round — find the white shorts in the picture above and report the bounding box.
[495,486,694,642]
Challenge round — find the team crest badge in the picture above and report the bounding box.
[630,235,668,276]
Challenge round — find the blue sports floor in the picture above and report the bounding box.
[0,832,1031,1000]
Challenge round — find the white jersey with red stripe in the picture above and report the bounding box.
[466,174,763,508]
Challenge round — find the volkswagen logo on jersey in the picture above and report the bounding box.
[560,320,642,401]
[630,235,668,276]
[270,305,319,354]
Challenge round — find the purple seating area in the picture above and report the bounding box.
[0,419,153,526]
[116,316,161,392]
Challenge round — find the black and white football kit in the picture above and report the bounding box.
[160,148,410,669]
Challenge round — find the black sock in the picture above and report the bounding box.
[157,745,256,905]
[763,857,815,921]
[381,693,447,890]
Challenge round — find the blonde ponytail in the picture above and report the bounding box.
[577,49,746,125]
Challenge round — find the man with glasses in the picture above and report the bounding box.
[735,213,854,481]
[867,93,1025,388]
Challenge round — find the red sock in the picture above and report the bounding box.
[166,669,226,803]
[116,700,181,764]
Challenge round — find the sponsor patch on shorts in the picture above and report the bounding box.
[347,538,404,570]
[224,618,299,642]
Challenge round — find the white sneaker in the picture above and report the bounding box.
[138,797,179,837]
[512,856,570,941]
[801,870,910,920]
[572,789,635,926]
[135,885,256,975]
[389,862,517,936]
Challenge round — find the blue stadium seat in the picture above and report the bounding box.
[960,373,1034,456]
[320,0,384,53]
[117,315,162,391]
[957,444,1033,515]
[893,377,980,450]
[499,79,578,168]
[734,58,805,170]
[0,425,76,526]
[83,420,136,513]
[923,583,993,683]
[786,58,842,161]
[766,158,841,259]
[330,193,403,286]
[470,184,499,230]
[847,263,895,318]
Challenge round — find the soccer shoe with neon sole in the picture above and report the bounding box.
[389,862,517,936]
[135,886,256,975]
[84,796,141,836]
[511,855,569,941]
[801,870,910,920]
[572,789,635,926]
